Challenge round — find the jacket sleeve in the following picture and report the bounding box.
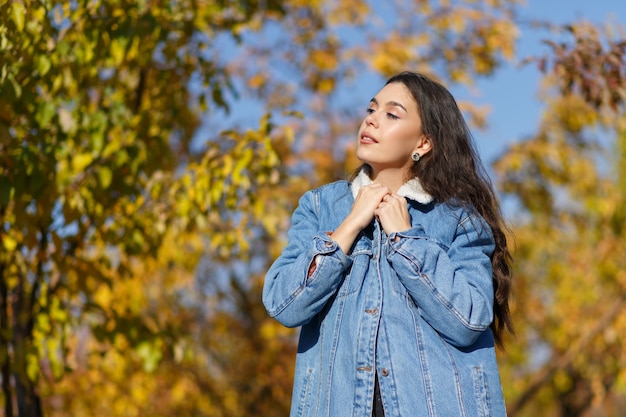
[262,190,353,328]
[386,213,495,347]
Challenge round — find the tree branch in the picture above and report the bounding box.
[508,296,626,415]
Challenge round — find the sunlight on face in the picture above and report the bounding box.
[356,82,427,176]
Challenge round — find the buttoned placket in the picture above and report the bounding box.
[375,227,394,415]
[352,220,384,417]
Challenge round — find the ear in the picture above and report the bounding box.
[414,134,432,156]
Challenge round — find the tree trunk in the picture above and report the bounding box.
[12,282,43,417]
[0,262,14,417]
[15,375,43,417]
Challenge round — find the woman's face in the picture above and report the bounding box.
[356,82,430,173]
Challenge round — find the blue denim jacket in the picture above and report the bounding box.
[263,174,507,417]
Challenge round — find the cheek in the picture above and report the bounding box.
[390,127,417,147]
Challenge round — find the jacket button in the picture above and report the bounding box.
[381,368,389,377]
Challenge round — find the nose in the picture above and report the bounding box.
[365,110,378,127]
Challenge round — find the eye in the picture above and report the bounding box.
[387,112,399,120]
[365,108,375,115]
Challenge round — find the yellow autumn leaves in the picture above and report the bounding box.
[1,0,626,416]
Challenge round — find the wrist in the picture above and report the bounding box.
[331,219,363,255]
[343,213,370,233]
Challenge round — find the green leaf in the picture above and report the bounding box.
[8,74,22,99]
[72,153,93,173]
[10,2,26,32]
[36,55,52,76]
[26,352,40,381]
[110,37,127,65]
[97,166,113,189]
[136,341,162,373]
[36,101,55,128]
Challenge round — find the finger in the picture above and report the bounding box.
[388,194,407,206]
[372,190,392,203]
[364,183,384,191]
[366,183,390,192]
[359,184,388,197]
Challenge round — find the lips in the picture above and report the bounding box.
[360,132,378,144]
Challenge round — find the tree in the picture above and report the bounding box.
[0,1,287,415]
[495,22,626,416]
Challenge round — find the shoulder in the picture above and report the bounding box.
[296,180,353,222]
[303,180,352,204]
[416,201,492,239]
[442,202,493,240]
[429,200,483,221]
[312,179,351,194]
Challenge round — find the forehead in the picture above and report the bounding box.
[373,82,417,112]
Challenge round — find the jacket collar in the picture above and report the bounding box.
[350,170,433,204]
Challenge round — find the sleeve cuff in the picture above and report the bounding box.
[310,234,352,271]
[388,225,426,243]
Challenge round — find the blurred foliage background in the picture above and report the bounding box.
[0,0,625,416]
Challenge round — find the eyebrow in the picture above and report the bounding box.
[370,97,408,113]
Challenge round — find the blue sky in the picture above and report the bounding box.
[466,0,626,166]
[201,1,625,176]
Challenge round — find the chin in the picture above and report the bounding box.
[355,148,373,163]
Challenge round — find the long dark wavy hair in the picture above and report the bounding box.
[355,71,513,347]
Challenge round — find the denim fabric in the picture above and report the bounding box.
[263,180,507,417]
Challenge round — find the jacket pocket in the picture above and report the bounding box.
[336,253,370,297]
[472,366,491,417]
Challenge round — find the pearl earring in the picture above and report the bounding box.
[411,152,420,162]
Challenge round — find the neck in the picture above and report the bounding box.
[369,167,410,193]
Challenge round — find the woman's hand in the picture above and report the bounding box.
[332,184,390,253]
[348,183,392,230]
[374,193,412,236]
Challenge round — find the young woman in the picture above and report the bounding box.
[263,71,513,417]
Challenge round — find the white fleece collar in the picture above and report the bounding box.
[350,170,433,204]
